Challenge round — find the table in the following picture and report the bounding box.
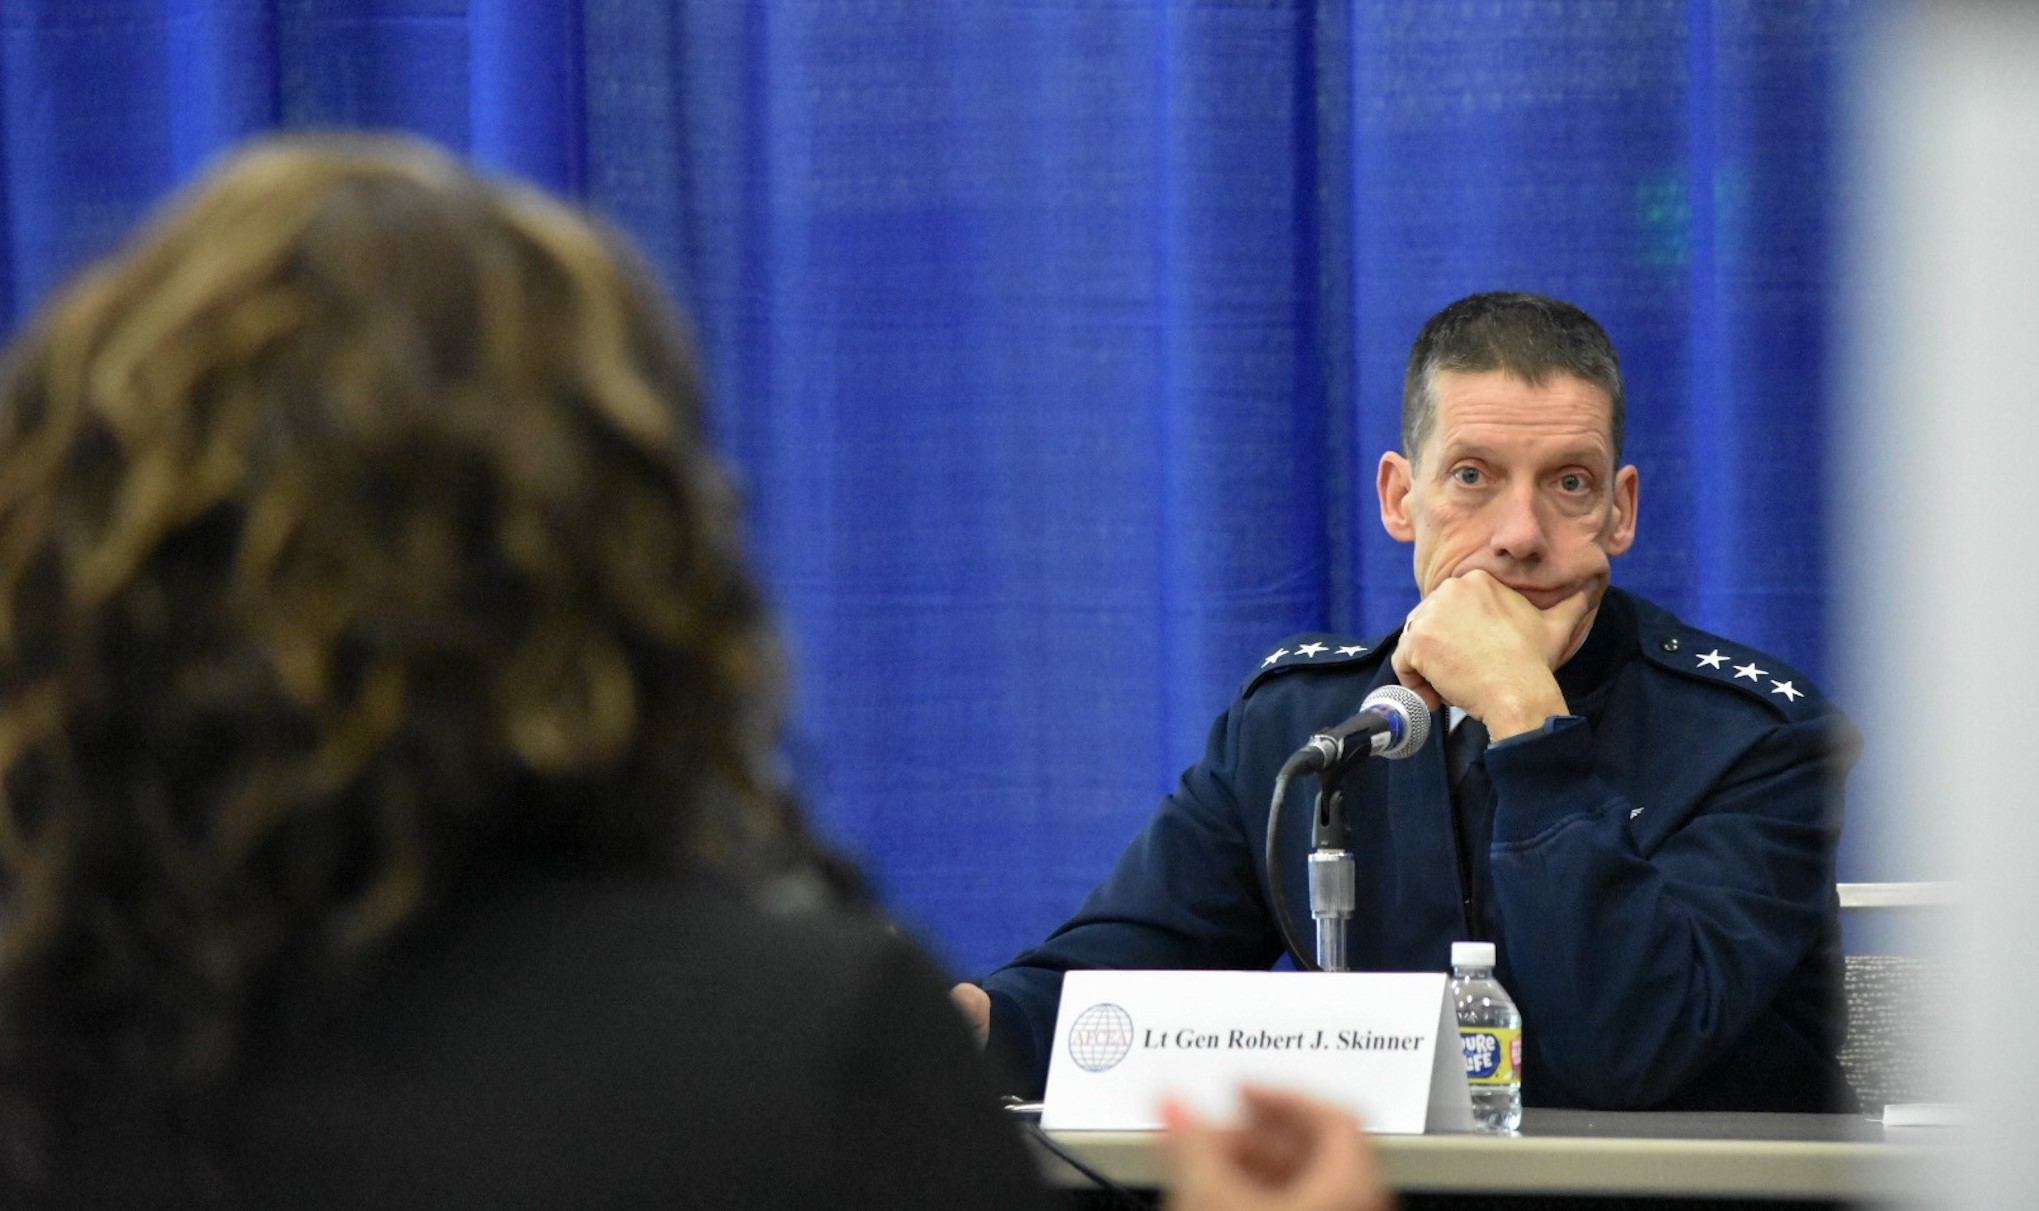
[1034,1109,1949,1205]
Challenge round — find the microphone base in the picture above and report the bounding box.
[1313,917,1348,972]
[1309,848,1356,973]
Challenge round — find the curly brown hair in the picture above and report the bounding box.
[0,134,801,1165]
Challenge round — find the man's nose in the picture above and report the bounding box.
[1489,481,1549,561]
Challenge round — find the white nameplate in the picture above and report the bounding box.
[1041,970,1473,1134]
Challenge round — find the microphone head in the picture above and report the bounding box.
[1360,684,1432,759]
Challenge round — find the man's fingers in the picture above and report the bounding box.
[1390,646,1443,712]
[1542,586,1598,662]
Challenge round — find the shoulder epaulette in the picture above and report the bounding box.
[1240,631,1393,697]
[1634,616,1826,720]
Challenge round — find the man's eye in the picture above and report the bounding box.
[1558,473,1588,492]
[1452,467,1482,486]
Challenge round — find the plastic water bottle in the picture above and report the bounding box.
[1451,940,1523,1132]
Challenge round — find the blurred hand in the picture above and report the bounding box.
[950,982,991,1048]
[1158,1086,1392,1211]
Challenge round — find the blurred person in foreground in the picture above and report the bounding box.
[0,131,1391,1211]
[0,133,1050,1208]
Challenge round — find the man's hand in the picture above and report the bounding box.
[1392,570,1594,740]
[950,982,991,1048]
[1158,1086,1392,1211]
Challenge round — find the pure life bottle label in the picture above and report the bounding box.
[1460,1025,1522,1085]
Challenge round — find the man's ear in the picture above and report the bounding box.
[1606,463,1639,556]
[1378,451,1416,543]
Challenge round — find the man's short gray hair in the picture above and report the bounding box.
[1401,292,1624,464]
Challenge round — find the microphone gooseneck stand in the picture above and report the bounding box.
[1267,751,1364,973]
[1307,779,1355,971]
[1266,688,1431,973]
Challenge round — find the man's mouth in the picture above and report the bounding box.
[1503,582,1573,610]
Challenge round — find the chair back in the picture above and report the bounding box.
[1836,882,1957,1113]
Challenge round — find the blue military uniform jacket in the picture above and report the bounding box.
[979,587,1859,1112]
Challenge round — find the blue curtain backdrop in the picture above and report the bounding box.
[0,0,1870,977]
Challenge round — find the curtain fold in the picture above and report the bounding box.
[0,0,1866,975]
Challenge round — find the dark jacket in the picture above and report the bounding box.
[19,876,1048,1209]
[981,587,1858,1112]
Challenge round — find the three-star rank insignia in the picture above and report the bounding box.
[1242,632,1385,695]
[1646,629,1816,716]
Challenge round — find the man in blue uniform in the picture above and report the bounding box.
[953,292,1857,1112]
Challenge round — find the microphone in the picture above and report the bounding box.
[1281,684,1432,776]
